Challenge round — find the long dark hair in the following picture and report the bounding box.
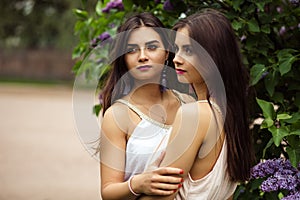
[173,9,254,182]
[101,12,176,115]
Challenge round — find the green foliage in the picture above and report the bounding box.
[72,0,300,198]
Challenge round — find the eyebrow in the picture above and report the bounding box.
[127,40,160,46]
[182,44,192,48]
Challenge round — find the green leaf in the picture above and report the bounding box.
[277,49,298,76]
[261,118,274,129]
[95,1,103,16]
[93,104,102,116]
[72,60,83,74]
[254,2,265,12]
[290,130,300,136]
[268,126,289,147]
[261,25,270,34]
[247,19,260,32]
[256,98,275,119]
[232,20,242,30]
[264,70,278,97]
[73,9,88,19]
[123,0,134,11]
[250,64,266,85]
[278,56,296,76]
[232,0,243,11]
[285,112,300,123]
[263,138,274,157]
[286,146,300,168]
[272,92,284,103]
[277,114,292,120]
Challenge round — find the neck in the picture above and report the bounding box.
[131,84,164,104]
[192,82,208,101]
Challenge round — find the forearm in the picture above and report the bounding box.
[101,181,138,200]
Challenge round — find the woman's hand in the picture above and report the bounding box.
[130,167,184,196]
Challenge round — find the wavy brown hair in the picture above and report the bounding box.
[101,12,177,115]
[173,9,255,182]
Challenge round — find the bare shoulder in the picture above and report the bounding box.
[102,101,128,120]
[171,89,196,103]
[101,101,130,134]
[177,101,213,118]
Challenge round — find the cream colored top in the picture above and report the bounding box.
[175,139,237,200]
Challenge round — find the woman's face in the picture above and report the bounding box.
[124,27,168,81]
[173,27,203,84]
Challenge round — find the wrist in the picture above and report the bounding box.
[128,175,141,196]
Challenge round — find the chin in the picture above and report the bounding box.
[177,76,191,84]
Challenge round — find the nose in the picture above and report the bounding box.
[173,53,183,66]
[138,48,148,62]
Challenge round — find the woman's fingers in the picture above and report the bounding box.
[151,174,183,184]
[154,167,184,176]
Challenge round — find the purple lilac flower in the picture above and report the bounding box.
[155,0,161,4]
[98,32,111,41]
[290,0,299,6]
[99,93,103,105]
[251,158,300,197]
[274,172,297,191]
[276,6,283,13]
[282,191,300,200]
[163,0,174,11]
[261,177,279,192]
[240,35,247,42]
[251,158,283,178]
[102,0,124,13]
[279,26,286,36]
[90,32,112,48]
[261,71,269,79]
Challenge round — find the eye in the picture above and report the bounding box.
[184,46,193,55]
[147,44,158,51]
[126,47,138,54]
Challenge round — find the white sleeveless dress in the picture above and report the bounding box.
[116,90,186,181]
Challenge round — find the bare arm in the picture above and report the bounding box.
[100,106,137,200]
[139,102,212,199]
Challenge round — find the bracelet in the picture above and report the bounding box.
[128,176,141,196]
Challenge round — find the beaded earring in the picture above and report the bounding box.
[161,60,168,90]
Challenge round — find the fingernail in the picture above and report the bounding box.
[181,178,184,182]
[178,184,182,188]
[179,169,184,174]
[173,189,177,193]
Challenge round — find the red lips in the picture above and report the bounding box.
[176,69,186,75]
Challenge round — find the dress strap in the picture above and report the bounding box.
[171,89,194,104]
[116,99,144,119]
[116,99,171,129]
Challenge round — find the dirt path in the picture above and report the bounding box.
[0,83,100,200]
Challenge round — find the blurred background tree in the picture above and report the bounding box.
[0,0,82,49]
[0,0,93,82]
